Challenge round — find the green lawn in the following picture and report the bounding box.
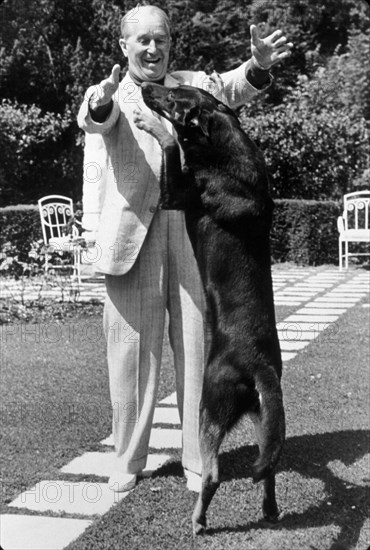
[1,299,369,550]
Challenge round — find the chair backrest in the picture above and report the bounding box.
[342,191,370,230]
[38,195,74,244]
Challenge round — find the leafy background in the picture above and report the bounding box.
[0,0,369,205]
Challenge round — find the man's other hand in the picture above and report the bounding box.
[133,109,166,136]
[133,108,176,149]
[250,24,293,70]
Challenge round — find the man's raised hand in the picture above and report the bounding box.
[89,64,121,109]
[250,24,293,70]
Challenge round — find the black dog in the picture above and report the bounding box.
[142,82,285,535]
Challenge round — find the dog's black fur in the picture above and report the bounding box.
[142,82,285,535]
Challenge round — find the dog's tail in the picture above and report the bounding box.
[251,366,285,482]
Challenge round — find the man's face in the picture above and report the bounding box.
[119,13,171,82]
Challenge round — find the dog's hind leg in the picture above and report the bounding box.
[262,473,279,523]
[249,411,280,522]
[192,407,225,535]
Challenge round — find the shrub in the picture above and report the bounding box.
[271,199,341,265]
[353,167,370,190]
[0,205,41,260]
[241,100,368,201]
[0,100,82,205]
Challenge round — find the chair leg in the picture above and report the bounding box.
[345,241,349,269]
[73,247,82,285]
[77,249,81,285]
[339,240,342,271]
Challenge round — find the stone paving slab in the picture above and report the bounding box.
[100,434,114,446]
[274,296,305,301]
[330,287,368,293]
[284,314,340,323]
[277,289,317,294]
[61,452,171,477]
[279,340,311,351]
[276,295,317,300]
[313,296,359,303]
[9,480,128,516]
[274,300,302,306]
[159,392,177,405]
[281,351,297,362]
[329,297,368,302]
[272,275,307,280]
[324,294,366,300]
[334,282,369,291]
[100,428,183,449]
[293,285,333,290]
[153,407,180,425]
[295,308,346,315]
[277,330,319,341]
[277,321,332,335]
[149,428,182,449]
[307,301,357,308]
[301,306,348,313]
[0,514,92,550]
[340,284,370,289]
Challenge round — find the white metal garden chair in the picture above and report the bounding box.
[38,195,82,283]
[337,190,370,270]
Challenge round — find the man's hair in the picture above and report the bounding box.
[120,4,171,38]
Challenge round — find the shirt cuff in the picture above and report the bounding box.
[245,58,273,91]
[89,100,113,123]
[77,86,120,134]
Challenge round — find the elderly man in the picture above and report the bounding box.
[77,4,292,493]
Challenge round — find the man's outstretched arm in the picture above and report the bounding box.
[77,64,121,133]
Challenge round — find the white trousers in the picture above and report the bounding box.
[103,210,205,475]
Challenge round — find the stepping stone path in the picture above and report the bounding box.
[1,266,369,549]
[0,278,107,303]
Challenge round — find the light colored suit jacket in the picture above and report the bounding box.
[77,60,264,275]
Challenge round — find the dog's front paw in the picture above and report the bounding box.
[159,199,175,210]
[159,197,184,210]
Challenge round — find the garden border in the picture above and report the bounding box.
[0,199,341,267]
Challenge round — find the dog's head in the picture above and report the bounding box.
[141,82,239,145]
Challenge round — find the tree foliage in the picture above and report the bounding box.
[241,26,370,199]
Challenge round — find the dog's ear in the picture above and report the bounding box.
[197,110,210,137]
[217,101,239,121]
[186,106,210,137]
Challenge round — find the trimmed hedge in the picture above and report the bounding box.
[272,199,340,265]
[0,204,41,263]
[0,200,341,268]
